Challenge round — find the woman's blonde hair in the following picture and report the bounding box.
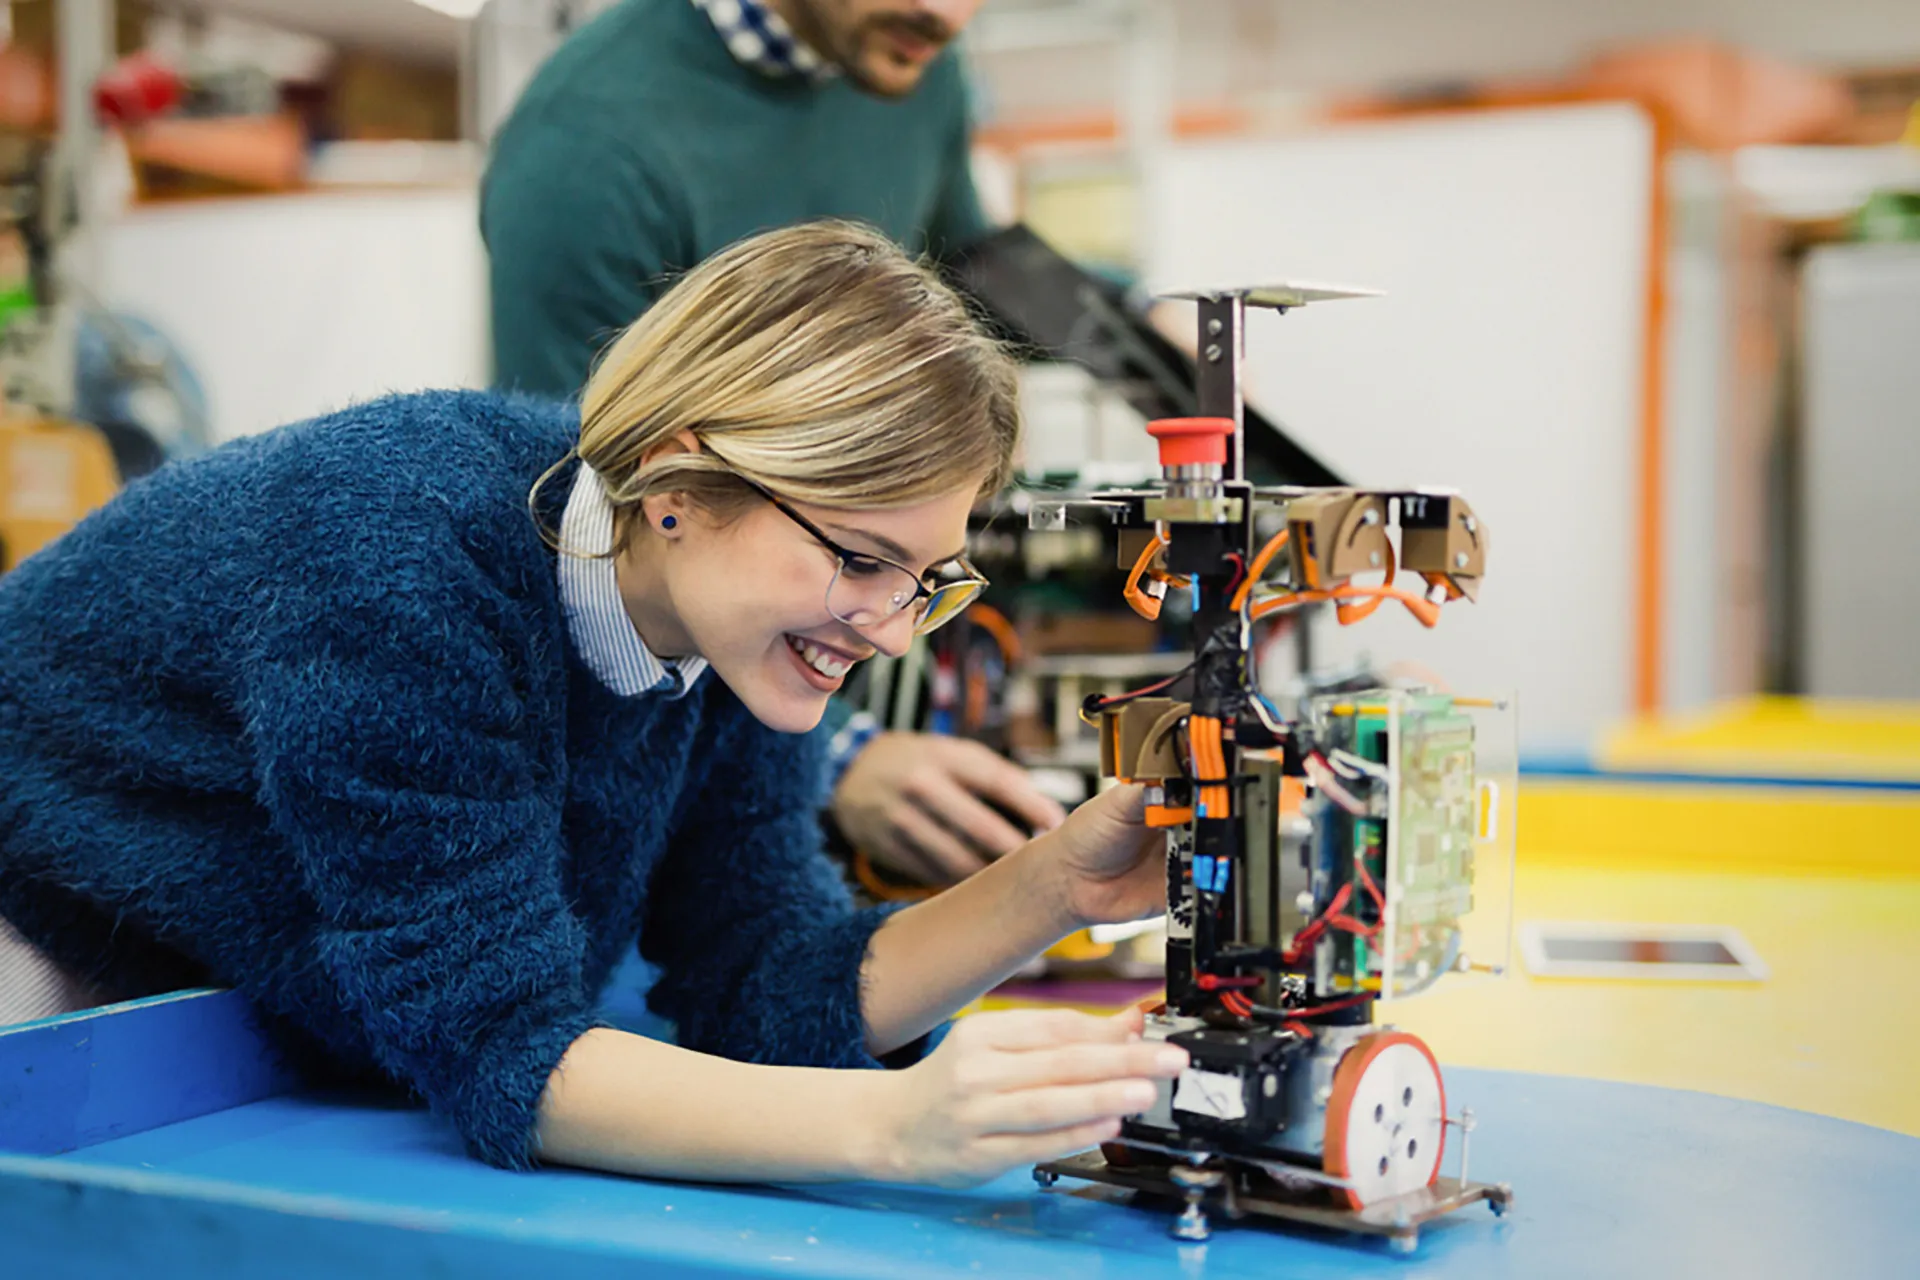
[538,219,1019,546]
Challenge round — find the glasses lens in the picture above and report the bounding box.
[914,580,984,634]
[826,557,921,628]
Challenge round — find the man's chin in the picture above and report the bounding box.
[847,51,933,99]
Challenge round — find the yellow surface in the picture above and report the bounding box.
[989,774,1920,1135]
[1599,695,1920,782]
[1386,858,1920,1137]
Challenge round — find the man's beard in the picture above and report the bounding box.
[789,1,955,96]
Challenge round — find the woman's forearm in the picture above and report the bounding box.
[859,834,1079,1055]
[536,1027,895,1182]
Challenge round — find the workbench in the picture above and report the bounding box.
[1,983,1911,1278]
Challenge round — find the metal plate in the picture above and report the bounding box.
[1158,283,1384,309]
[1034,1151,1511,1249]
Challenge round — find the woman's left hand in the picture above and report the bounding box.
[1034,784,1167,930]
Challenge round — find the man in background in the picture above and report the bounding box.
[483,0,1066,883]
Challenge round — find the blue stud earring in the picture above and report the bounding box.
[661,515,678,531]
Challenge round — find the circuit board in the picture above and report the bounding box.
[1385,695,1477,997]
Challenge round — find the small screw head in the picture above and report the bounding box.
[1370,551,1382,567]
[1463,515,1477,533]
[1454,551,1469,568]
[1205,344,1223,362]
[1263,1074,1279,1098]
[1208,318,1224,336]
[1361,508,1380,525]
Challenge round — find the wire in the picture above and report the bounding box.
[1280,994,1374,1020]
[1305,753,1369,816]
[963,602,1020,665]
[1076,662,1198,727]
[1281,882,1354,963]
[1329,748,1388,780]
[1249,580,1443,629]
[851,849,938,903]
[1222,551,1247,599]
[1122,529,1191,622]
[1230,527,1291,612]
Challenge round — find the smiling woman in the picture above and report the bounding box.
[0,219,1186,1190]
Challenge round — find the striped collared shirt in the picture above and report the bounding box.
[557,465,709,699]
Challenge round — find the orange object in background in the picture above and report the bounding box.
[123,112,308,198]
[1579,40,1853,150]
[0,415,120,573]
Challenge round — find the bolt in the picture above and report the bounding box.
[1205,344,1222,362]
[1464,515,1477,533]
[1361,508,1380,525]
[1370,551,1381,567]
[1263,1074,1278,1098]
[1207,318,1224,336]
[1454,551,1469,568]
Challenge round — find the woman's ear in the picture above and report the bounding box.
[640,490,689,538]
[638,429,701,467]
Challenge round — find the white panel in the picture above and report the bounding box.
[99,188,491,443]
[1146,103,1653,753]
[1801,244,1920,699]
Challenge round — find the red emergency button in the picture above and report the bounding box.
[1147,417,1234,468]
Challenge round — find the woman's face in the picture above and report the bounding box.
[625,482,981,734]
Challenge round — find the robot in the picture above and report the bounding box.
[1028,284,1516,1253]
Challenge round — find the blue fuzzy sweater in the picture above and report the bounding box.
[0,390,897,1167]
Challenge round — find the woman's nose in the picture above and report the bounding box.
[859,608,919,660]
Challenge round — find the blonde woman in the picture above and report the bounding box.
[0,222,1186,1186]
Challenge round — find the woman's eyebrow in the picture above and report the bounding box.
[824,521,966,569]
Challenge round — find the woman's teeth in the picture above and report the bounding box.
[787,635,851,679]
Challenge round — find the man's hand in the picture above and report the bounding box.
[832,732,1068,884]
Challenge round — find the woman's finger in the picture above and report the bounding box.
[890,802,989,881]
[972,1117,1125,1173]
[971,1040,1187,1093]
[964,1006,1137,1052]
[913,771,1031,857]
[970,1079,1159,1136]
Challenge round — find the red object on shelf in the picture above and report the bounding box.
[1147,416,1234,468]
[94,51,183,127]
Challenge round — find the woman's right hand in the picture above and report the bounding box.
[862,1005,1189,1188]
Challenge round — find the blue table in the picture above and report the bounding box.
[1,989,1913,1278]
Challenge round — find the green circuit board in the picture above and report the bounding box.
[1384,695,1477,995]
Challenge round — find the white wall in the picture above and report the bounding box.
[970,0,1920,122]
[1146,103,1654,754]
[99,188,491,443]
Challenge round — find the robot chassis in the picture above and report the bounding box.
[1027,284,1514,1253]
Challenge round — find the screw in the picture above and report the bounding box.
[1463,515,1477,533]
[1205,344,1222,362]
[1370,551,1381,567]
[1207,318,1223,336]
[1263,1074,1278,1098]
[1361,508,1380,525]
[1454,551,1469,568]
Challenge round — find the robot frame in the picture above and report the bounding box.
[1026,283,1516,1254]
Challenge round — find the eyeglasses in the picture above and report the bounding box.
[738,477,987,636]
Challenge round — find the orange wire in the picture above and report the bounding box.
[1230,527,1290,612]
[1251,582,1442,629]
[1333,536,1396,626]
[1123,532,1169,621]
[963,601,1021,665]
[851,849,938,902]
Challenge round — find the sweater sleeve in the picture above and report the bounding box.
[481,117,693,398]
[242,533,593,1169]
[640,698,903,1069]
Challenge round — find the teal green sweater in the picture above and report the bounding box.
[481,0,989,398]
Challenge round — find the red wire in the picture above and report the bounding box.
[1283,994,1374,1020]
[1195,973,1265,991]
[1222,552,1247,599]
[1358,862,1386,913]
[1282,883,1353,963]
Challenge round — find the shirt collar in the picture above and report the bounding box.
[690,0,840,83]
[557,465,709,700]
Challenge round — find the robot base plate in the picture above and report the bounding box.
[1032,1151,1512,1253]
